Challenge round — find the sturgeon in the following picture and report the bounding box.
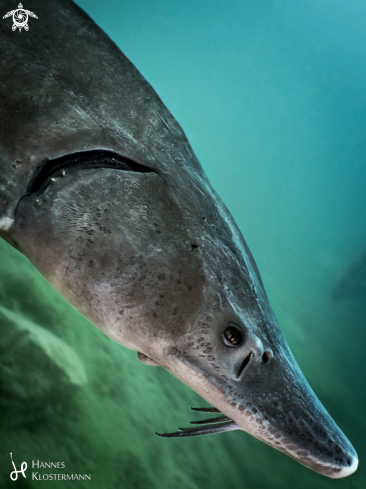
[0,0,358,478]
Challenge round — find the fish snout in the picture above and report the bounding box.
[230,361,359,478]
[331,446,358,479]
[273,413,359,479]
[211,324,358,478]
[159,334,358,479]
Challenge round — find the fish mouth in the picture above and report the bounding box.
[155,405,358,478]
[27,150,155,195]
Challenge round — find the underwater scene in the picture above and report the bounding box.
[1,0,366,487]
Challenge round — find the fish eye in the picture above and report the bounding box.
[223,324,244,347]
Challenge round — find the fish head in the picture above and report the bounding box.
[158,227,358,478]
[7,156,358,478]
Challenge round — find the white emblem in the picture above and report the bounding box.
[3,3,38,32]
[10,453,27,481]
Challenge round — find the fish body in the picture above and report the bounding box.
[0,0,358,478]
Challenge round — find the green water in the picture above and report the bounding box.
[1,0,366,487]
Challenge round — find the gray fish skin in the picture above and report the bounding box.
[0,0,358,478]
